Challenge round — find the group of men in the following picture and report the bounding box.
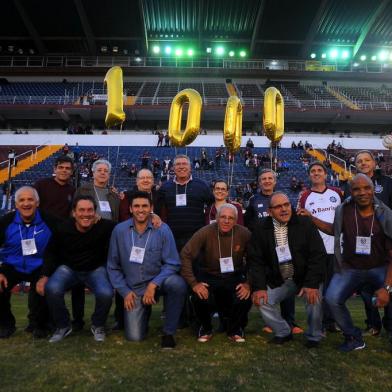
[0,149,392,352]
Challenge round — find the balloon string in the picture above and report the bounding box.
[111,122,123,187]
[229,154,235,198]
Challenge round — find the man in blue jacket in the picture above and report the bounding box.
[0,186,54,338]
[107,191,187,349]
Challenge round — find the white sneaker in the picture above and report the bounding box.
[49,326,72,343]
[91,325,106,342]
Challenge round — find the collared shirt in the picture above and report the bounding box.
[173,174,193,185]
[107,218,180,297]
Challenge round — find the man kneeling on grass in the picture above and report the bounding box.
[36,195,115,343]
[107,191,187,349]
[180,203,252,343]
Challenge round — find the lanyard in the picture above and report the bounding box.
[217,227,233,260]
[93,185,107,202]
[19,224,39,241]
[175,182,188,197]
[131,227,152,249]
[354,206,375,237]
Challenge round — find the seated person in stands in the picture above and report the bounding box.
[298,140,303,149]
[291,141,297,149]
[120,159,128,170]
[129,164,137,177]
[246,138,254,149]
[194,158,201,170]
[290,176,299,191]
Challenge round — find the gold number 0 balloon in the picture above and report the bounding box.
[104,66,126,128]
[168,89,202,147]
[263,87,284,143]
[224,96,242,154]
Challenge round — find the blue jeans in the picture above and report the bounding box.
[325,265,392,339]
[258,280,323,342]
[124,274,187,341]
[45,265,113,328]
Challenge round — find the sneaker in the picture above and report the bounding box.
[161,334,176,349]
[197,327,213,343]
[291,325,304,334]
[262,326,273,333]
[269,334,293,345]
[338,336,366,352]
[229,333,246,343]
[49,326,72,343]
[363,327,380,337]
[0,326,16,339]
[91,326,106,342]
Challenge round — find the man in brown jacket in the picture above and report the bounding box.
[181,203,252,343]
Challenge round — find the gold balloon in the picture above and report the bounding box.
[168,89,202,147]
[263,87,284,143]
[104,66,126,128]
[224,96,242,154]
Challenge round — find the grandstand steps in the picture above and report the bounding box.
[0,145,62,184]
[325,86,360,110]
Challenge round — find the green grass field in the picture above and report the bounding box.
[0,294,391,392]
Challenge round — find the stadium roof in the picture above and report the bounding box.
[1,0,392,60]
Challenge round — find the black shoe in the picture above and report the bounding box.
[111,322,124,331]
[269,334,293,345]
[161,334,176,349]
[0,326,16,339]
[71,320,85,332]
[305,340,320,349]
[32,328,49,339]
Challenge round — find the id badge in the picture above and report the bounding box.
[176,194,187,206]
[210,219,216,224]
[219,257,234,273]
[21,238,38,256]
[355,236,371,255]
[275,244,292,263]
[99,201,112,212]
[129,246,145,264]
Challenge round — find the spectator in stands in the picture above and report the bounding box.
[215,149,222,169]
[193,158,201,170]
[246,138,254,149]
[291,141,297,149]
[309,174,392,351]
[297,162,343,334]
[201,148,208,170]
[164,132,170,147]
[75,159,120,222]
[157,131,164,147]
[37,195,115,343]
[107,191,186,348]
[304,140,312,150]
[297,140,303,149]
[205,180,244,225]
[0,186,57,339]
[129,163,137,177]
[290,176,299,192]
[244,169,302,334]
[62,144,70,156]
[181,204,252,343]
[141,151,150,169]
[151,158,161,178]
[1,181,15,211]
[248,192,326,348]
[120,159,128,171]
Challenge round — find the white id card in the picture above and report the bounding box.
[219,257,234,273]
[129,246,145,264]
[176,194,187,206]
[21,238,38,256]
[356,236,371,255]
[99,201,112,212]
[275,244,292,263]
[210,219,216,224]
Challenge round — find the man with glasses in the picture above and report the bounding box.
[248,192,326,348]
[181,204,252,342]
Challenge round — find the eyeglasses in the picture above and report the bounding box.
[269,202,291,210]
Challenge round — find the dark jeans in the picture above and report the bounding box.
[46,265,113,329]
[322,254,337,328]
[0,264,48,330]
[114,291,124,326]
[192,273,252,336]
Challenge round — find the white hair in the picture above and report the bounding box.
[92,159,112,173]
[15,186,39,203]
[216,203,238,220]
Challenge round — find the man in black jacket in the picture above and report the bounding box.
[248,192,326,347]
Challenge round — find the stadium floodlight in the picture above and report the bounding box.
[341,50,350,60]
[175,48,183,56]
[321,53,327,59]
[187,49,194,56]
[152,45,160,54]
[360,55,366,61]
[165,46,172,55]
[206,47,212,54]
[229,50,235,57]
[379,50,388,61]
[216,46,225,56]
[329,49,338,59]
[310,53,316,59]
[353,62,359,67]
[135,57,142,62]
[371,55,377,61]
[239,50,246,57]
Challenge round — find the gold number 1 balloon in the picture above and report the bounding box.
[263,87,284,142]
[168,89,202,147]
[224,96,242,154]
[104,66,126,128]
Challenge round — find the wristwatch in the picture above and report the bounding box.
[383,285,392,294]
